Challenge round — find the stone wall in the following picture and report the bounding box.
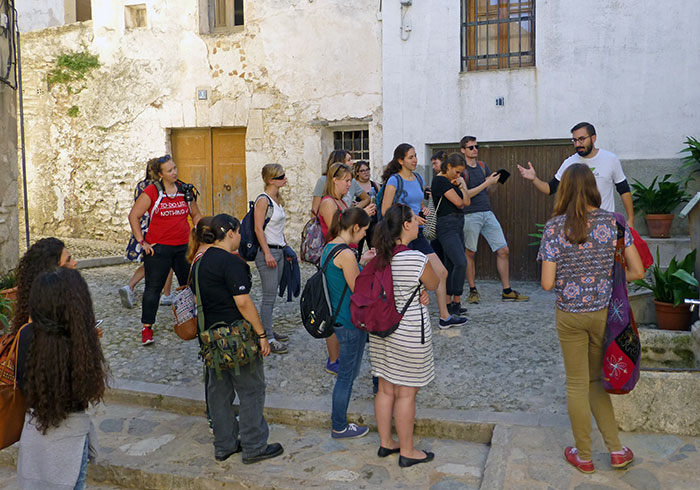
[0,81,19,272]
[19,0,382,245]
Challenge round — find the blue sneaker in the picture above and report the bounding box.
[325,358,339,375]
[331,423,370,439]
[438,314,467,330]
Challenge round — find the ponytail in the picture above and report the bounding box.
[327,207,370,241]
[381,143,414,184]
[372,204,413,267]
[187,216,214,263]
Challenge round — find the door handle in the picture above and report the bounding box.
[224,184,231,191]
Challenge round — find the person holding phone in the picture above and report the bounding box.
[459,136,529,304]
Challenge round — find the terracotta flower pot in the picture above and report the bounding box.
[654,300,692,331]
[0,287,17,302]
[645,214,674,238]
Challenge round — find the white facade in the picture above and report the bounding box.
[381,0,700,165]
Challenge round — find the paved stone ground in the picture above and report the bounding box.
[82,260,567,416]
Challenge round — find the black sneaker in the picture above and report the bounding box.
[438,315,467,330]
[242,443,284,464]
[449,302,467,315]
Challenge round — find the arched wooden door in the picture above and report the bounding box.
[171,128,248,220]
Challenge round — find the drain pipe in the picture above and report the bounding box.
[15,13,29,249]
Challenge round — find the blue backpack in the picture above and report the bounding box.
[238,194,273,261]
[376,172,425,221]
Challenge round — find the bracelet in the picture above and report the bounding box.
[139,239,145,245]
[257,332,267,339]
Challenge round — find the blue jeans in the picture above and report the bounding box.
[74,437,88,490]
[331,327,368,431]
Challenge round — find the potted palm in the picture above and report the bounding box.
[635,248,699,330]
[631,174,691,238]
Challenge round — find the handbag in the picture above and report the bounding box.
[0,323,29,449]
[602,215,641,394]
[193,259,261,377]
[172,254,207,341]
[423,196,442,241]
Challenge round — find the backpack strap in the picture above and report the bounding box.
[193,259,205,336]
[255,193,274,230]
[392,174,404,205]
[149,181,166,224]
[463,161,487,186]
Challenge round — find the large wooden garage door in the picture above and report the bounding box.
[428,140,573,281]
[171,128,247,220]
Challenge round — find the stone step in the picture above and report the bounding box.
[0,401,490,489]
[643,236,692,268]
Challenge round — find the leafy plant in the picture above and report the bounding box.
[0,295,12,333]
[680,136,700,180]
[528,223,546,246]
[47,51,100,87]
[0,269,16,290]
[635,248,699,306]
[631,174,691,215]
[67,105,80,117]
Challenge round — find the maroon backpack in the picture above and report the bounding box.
[350,245,422,339]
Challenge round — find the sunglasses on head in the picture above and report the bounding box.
[466,145,479,150]
[272,174,286,180]
[157,154,171,163]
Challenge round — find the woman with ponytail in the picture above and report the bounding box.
[322,207,374,439]
[16,268,108,489]
[381,144,465,329]
[369,204,440,468]
[537,164,643,473]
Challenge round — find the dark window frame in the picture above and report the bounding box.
[333,129,370,162]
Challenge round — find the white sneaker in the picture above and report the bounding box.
[160,293,174,306]
[269,339,288,354]
[119,285,134,309]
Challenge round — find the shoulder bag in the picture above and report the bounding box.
[0,323,29,449]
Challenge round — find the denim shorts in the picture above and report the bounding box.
[409,228,434,255]
[463,211,507,252]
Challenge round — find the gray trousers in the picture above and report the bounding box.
[206,358,269,459]
[255,247,284,338]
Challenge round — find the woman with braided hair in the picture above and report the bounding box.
[15,267,108,489]
[10,237,77,334]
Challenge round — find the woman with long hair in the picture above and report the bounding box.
[538,164,644,473]
[318,162,354,374]
[195,214,283,464]
[322,207,374,439]
[11,237,77,334]
[311,150,370,215]
[16,268,108,489]
[369,204,440,467]
[128,154,202,346]
[380,144,465,329]
[253,164,290,355]
[431,153,471,318]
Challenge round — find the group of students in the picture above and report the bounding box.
[6,130,645,487]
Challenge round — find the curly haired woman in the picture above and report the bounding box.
[15,268,108,489]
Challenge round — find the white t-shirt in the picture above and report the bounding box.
[554,149,626,213]
[261,193,286,246]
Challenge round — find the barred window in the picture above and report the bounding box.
[461,0,535,72]
[210,0,244,32]
[334,129,370,161]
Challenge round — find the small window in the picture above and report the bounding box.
[125,4,147,29]
[76,0,92,22]
[461,0,535,71]
[334,129,370,161]
[210,0,244,32]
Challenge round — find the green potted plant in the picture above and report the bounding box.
[0,269,17,302]
[0,295,12,334]
[635,248,699,330]
[680,136,700,181]
[631,174,691,238]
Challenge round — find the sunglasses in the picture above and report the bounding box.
[272,174,286,180]
[157,154,171,163]
[466,145,479,150]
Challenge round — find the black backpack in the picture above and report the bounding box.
[300,244,349,338]
[238,194,273,261]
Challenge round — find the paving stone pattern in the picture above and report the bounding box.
[83,261,568,416]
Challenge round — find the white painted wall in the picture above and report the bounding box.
[382,0,700,166]
[16,0,66,32]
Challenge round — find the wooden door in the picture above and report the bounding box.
[428,140,573,281]
[171,128,247,220]
[212,128,247,219]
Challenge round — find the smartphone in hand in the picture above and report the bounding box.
[496,169,511,184]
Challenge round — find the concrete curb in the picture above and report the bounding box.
[77,256,126,269]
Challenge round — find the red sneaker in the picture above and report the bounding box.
[564,447,595,474]
[141,326,154,346]
[610,447,634,469]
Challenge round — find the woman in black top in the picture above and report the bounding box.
[194,213,283,465]
[431,153,471,316]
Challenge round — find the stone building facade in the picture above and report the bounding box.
[18,0,382,243]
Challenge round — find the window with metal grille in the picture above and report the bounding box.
[461,0,535,72]
[210,0,244,32]
[333,129,370,161]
